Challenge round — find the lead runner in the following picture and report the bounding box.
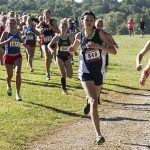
[68,11,117,144]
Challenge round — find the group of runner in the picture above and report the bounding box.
[128,17,146,37]
[7,9,150,145]
[0,10,80,99]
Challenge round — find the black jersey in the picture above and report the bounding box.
[41,20,55,45]
[139,21,145,30]
[57,36,71,62]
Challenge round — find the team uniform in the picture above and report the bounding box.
[24,26,36,47]
[139,21,145,31]
[3,32,21,65]
[67,23,75,34]
[40,20,55,48]
[128,20,134,31]
[57,36,71,62]
[0,24,5,64]
[78,29,106,86]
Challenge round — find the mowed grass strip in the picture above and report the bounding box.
[0,35,150,150]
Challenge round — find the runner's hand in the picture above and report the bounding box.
[68,46,75,55]
[50,49,55,55]
[136,64,143,71]
[7,36,13,42]
[86,42,100,49]
[139,77,145,86]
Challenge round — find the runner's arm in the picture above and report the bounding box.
[68,32,80,55]
[136,40,150,71]
[0,32,12,47]
[47,35,59,53]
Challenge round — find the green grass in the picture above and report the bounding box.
[0,34,150,150]
[105,34,150,94]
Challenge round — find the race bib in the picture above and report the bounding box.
[60,46,68,52]
[44,36,52,42]
[10,41,20,47]
[85,49,100,62]
[26,35,34,40]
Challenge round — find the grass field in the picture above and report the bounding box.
[0,35,150,150]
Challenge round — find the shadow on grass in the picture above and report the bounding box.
[22,79,61,88]
[104,83,142,91]
[105,78,119,82]
[21,71,60,76]
[21,78,82,90]
[103,87,149,96]
[101,117,148,122]
[27,102,149,122]
[124,143,150,149]
[28,101,90,119]
[103,99,150,106]
[103,99,150,111]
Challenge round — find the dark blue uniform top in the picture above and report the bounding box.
[24,26,36,44]
[5,32,20,55]
[80,29,104,85]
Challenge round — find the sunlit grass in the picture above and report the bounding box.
[0,35,150,149]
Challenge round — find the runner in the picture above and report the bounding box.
[36,9,59,80]
[67,18,79,65]
[139,18,145,38]
[95,19,118,71]
[136,40,150,85]
[0,18,24,101]
[23,16,39,72]
[127,18,134,37]
[0,15,7,65]
[48,18,74,95]
[37,16,44,58]
[68,11,117,144]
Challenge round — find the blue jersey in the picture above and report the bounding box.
[5,32,20,55]
[24,26,36,43]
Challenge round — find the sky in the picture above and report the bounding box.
[75,0,82,2]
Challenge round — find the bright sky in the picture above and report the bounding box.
[75,0,82,2]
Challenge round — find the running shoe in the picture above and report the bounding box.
[62,89,68,95]
[7,87,12,96]
[16,94,22,101]
[46,72,50,80]
[71,60,74,65]
[30,68,34,72]
[83,97,90,115]
[95,135,105,145]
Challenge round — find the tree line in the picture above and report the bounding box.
[0,0,150,34]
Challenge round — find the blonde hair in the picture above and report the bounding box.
[58,18,68,31]
[8,11,15,18]
[5,18,17,30]
[95,19,103,25]
[60,18,67,25]
[43,9,51,15]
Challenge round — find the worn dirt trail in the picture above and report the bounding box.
[26,94,150,150]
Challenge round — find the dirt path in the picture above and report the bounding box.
[26,94,150,150]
